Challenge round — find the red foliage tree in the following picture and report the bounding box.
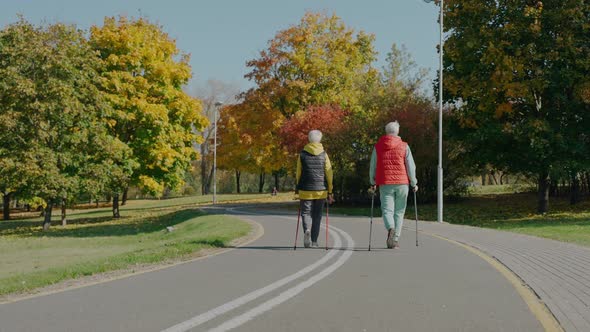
[279,104,348,154]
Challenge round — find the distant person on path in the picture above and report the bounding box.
[296,130,334,248]
[370,121,418,249]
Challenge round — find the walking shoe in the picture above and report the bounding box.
[393,240,400,249]
[304,229,311,248]
[386,228,395,249]
[311,242,319,248]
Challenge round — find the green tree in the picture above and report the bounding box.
[0,19,40,220]
[90,16,208,215]
[443,0,590,213]
[0,19,128,229]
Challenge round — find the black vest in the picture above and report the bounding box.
[298,150,327,191]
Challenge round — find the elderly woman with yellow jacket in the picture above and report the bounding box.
[296,130,334,248]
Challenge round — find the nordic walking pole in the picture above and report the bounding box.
[414,188,419,247]
[368,190,375,251]
[294,202,301,250]
[325,199,329,250]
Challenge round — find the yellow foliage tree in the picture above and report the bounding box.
[217,90,289,192]
[90,16,208,211]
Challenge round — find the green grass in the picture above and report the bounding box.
[5,192,294,224]
[330,191,590,248]
[468,183,534,195]
[0,193,288,296]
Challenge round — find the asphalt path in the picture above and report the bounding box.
[0,206,544,332]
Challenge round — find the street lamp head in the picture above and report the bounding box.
[423,0,434,2]
[214,101,223,107]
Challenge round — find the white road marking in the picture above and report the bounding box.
[207,225,355,332]
[161,213,346,332]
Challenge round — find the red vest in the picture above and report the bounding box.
[375,135,409,185]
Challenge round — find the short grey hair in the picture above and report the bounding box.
[308,130,323,143]
[385,121,400,136]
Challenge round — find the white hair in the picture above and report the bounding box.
[308,130,323,143]
[385,121,400,136]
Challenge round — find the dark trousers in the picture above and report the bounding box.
[300,199,325,242]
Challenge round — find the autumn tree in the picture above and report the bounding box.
[217,90,289,193]
[223,11,380,193]
[216,103,257,193]
[279,104,348,154]
[245,11,378,116]
[90,16,208,216]
[443,0,590,213]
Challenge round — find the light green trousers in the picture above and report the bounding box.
[379,184,409,241]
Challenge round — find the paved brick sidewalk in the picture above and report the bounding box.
[415,221,590,332]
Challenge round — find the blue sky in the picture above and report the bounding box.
[1,0,440,93]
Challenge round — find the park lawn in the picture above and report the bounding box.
[5,191,294,223]
[331,191,590,248]
[0,193,288,296]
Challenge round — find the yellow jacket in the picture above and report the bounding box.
[296,143,333,200]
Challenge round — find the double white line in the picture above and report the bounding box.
[162,213,354,332]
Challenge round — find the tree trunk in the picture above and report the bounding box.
[95,198,99,208]
[490,171,499,185]
[274,173,279,191]
[513,175,521,185]
[122,187,129,206]
[481,173,486,186]
[537,171,550,214]
[585,172,590,195]
[499,172,506,185]
[258,172,265,193]
[61,198,67,226]
[235,170,241,194]
[549,181,558,197]
[2,192,11,221]
[43,202,53,231]
[113,194,120,218]
[570,172,580,205]
[204,166,214,195]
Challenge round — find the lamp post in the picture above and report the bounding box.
[425,0,444,223]
[213,101,223,205]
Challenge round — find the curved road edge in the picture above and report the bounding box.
[0,212,265,305]
[422,231,563,332]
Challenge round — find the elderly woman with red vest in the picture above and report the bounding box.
[296,130,334,248]
[370,121,418,249]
